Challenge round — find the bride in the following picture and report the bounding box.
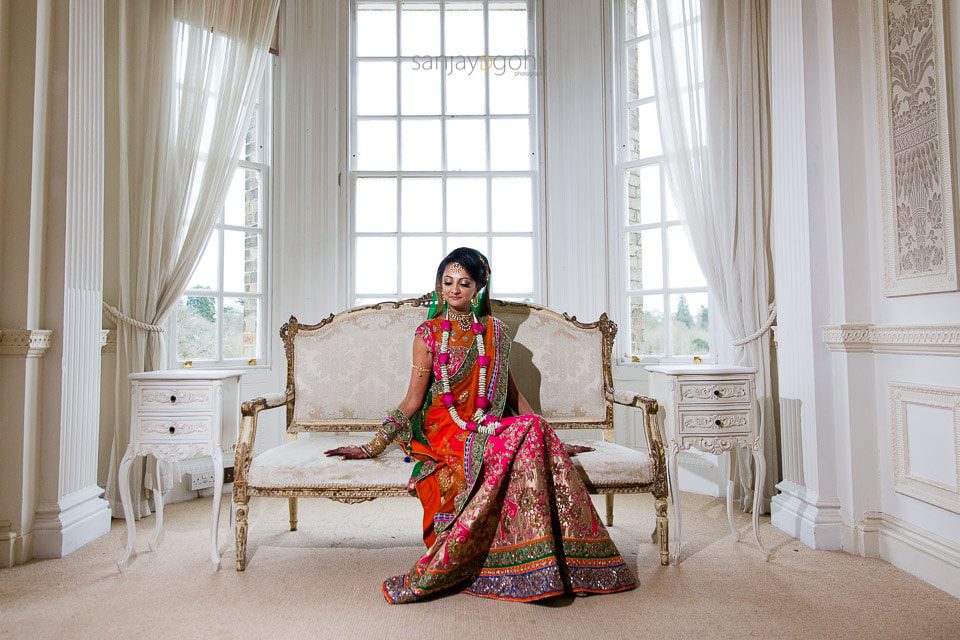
[325,247,635,604]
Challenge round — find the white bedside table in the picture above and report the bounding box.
[117,369,244,571]
[646,364,767,562]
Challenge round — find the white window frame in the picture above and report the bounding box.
[168,57,277,370]
[346,0,545,305]
[607,0,715,366]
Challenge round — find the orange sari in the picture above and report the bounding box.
[385,315,635,603]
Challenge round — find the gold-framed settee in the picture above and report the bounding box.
[232,297,669,570]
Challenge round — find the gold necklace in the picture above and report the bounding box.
[447,308,472,331]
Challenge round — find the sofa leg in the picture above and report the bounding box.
[288,497,298,531]
[655,496,669,566]
[605,494,614,526]
[235,501,249,571]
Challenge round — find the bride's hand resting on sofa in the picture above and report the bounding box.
[324,446,371,460]
[563,443,594,457]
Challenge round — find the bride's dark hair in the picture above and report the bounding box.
[434,247,492,317]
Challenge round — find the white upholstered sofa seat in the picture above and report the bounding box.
[246,434,653,490]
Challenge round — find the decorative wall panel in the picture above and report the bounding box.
[889,382,960,514]
[874,0,958,296]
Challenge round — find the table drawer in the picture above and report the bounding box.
[138,415,214,442]
[677,378,752,406]
[678,409,752,435]
[137,385,216,413]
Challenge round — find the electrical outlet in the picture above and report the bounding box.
[188,471,215,491]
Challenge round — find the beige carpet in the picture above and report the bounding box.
[2,492,958,640]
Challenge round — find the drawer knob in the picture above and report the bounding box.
[713,390,721,397]
[714,419,722,426]
[168,426,176,434]
[170,395,177,403]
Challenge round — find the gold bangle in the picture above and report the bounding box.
[412,362,430,376]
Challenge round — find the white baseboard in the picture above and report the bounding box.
[873,513,960,598]
[33,486,111,558]
[771,480,844,550]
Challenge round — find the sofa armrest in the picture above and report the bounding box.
[235,389,294,489]
[615,390,662,447]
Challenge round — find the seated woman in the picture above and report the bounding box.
[325,247,635,604]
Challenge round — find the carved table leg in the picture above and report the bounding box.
[148,457,164,551]
[666,444,682,563]
[751,447,770,560]
[117,448,137,572]
[605,494,614,527]
[726,449,740,541]
[210,448,224,570]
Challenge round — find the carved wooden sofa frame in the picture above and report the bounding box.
[233,297,669,570]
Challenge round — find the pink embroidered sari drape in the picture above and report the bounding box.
[382,316,635,603]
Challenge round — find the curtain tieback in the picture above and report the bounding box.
[102,301,165,333]
[734,301,776,346]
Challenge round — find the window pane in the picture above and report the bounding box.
[627,103,661,160]
[667,225,706,287]
[224,229,259,293]
[401,236,444,293]
[356,119,397,170]
[489,68,529,114]
[447,236,489,257]
[491,177,532,232]
[401,119,441,170]
[356,4,396,57]
[357,61,397,116]
[627,40,655,101]
[242,100,263,163]
[356,237,398,293]
[490,118,530,170]
[625,164,660,225]
[491,236,533,293]
[401,2,440,56]
[356,178,398,232]
[222,296,259,359]
[624,0,649,40]
[401,61,441,115]
[445,65,486,115]
[445,119,486,170]
[224,168,261,227]
[187,232,218,291]
[446,177,487,232]
[401,178,442,231]
[444,2,484,56]
[628,229,662,290]
[631,295,663,356]
[488,2,528,55]
[664,178,680,220]
[176,295,217,360]
[670,292,709,356]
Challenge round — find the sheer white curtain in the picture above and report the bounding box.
[104,0,280,518]
[647,0,777,511]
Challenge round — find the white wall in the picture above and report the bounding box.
[770,0,960,597]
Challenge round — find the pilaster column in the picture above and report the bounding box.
[30,0,110,559]
[768,0,844,550]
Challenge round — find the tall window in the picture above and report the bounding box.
[612,0,709,361]
[349,0,541,304]
[173,62,274,367]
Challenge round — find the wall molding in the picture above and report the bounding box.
[855,511,960,598]
[889,381,960,514]
[0,329,54,358]
[822,323,960,356]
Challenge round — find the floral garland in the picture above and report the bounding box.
[438,310,506,436]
